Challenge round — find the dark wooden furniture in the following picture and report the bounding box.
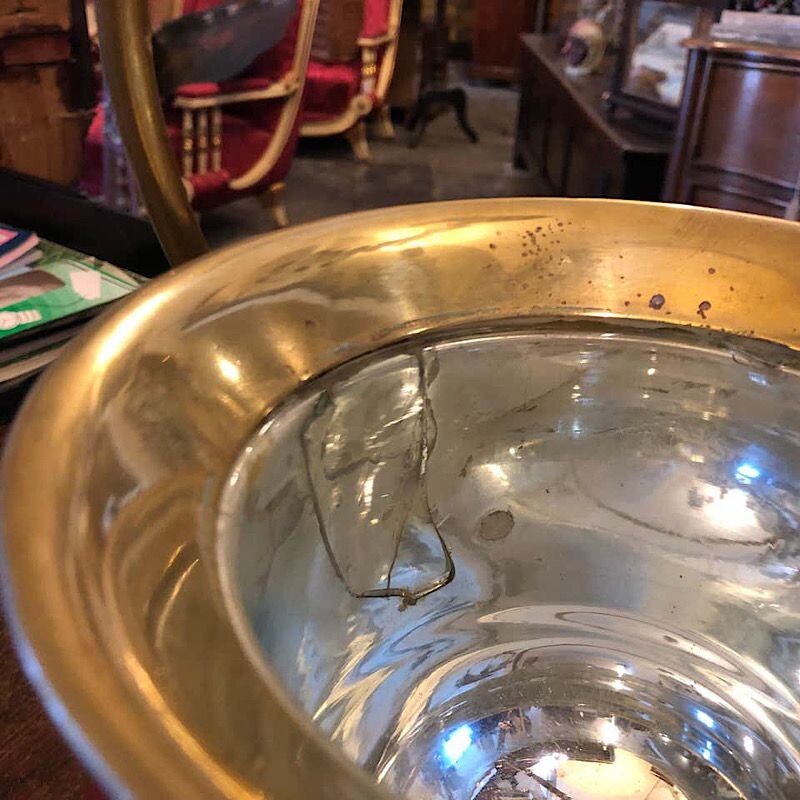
[1,597,87,799]
[0,168,169,277]
[471,0,537,82]
[311,0,364,63]
[663,39,800,218]
[514,34,673,200]
[407,0,479,147]
[0,0,94,187]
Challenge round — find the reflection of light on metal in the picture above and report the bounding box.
[614,664,627,677]
[532,752,567,780]
[702,740,713,761]
[379,224,494,253]
[695,709,715,729]
[217,356,241,383]
[361,474,375,509]
[442,724,472,766]
[647,367,656,376]
[600,717,620,745]
[743,735,755,756]
[690,453,705,464]
[736,462,761,483]
[749,371,769,387]
[485,463,509,486]
[573,385,581,391]
[553,749,683,798]
[95,291,170,368]
[704,487,757,531]
[642,393,650,400]
[611,679,626,691]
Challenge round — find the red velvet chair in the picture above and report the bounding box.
[300,0,403,160]
[83,0,320,227]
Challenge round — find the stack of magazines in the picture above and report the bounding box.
[0,222,143,390]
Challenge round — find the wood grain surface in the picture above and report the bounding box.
[0,419,89,799]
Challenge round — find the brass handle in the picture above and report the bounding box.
[96,0,208,266]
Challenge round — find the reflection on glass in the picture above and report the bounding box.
[624,1,697,107]
[218,329,800,800]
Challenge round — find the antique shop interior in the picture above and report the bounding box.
[2,0,800,798]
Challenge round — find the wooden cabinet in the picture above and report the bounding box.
[514,34,673,200]
[664,39,800,218]
[471,0,537,81]
[0,0,93,186]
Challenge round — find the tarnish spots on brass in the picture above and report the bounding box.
[649,293,666,310]
[697,300,712,319]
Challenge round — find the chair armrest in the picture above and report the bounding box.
[357,32,395,47]
[173,74,302,109]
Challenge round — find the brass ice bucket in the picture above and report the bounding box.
[3,199,800,800]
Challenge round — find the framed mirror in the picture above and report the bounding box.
[607,0,722,124]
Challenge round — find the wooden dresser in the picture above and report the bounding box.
[514,34,673,200]
[663,39,800,218]
[0,0,94,186]
[471,0,537,81]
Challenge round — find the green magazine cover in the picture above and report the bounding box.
[0,241,142,341]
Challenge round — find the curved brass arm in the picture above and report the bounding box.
[96,0,208,266]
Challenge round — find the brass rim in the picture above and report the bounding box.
[2,199,799,799]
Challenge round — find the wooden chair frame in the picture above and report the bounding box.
[300,0,402,159]
[172,0,319,195]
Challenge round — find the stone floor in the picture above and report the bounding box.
[202,77,549,248]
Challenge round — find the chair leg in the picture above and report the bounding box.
[261,182,289,229]
[374,105,395,140]
[345,121,372,161]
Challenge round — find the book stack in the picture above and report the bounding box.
[0,223,143,392]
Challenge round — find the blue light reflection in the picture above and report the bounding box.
[442,724,473,766]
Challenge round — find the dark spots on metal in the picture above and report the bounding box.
[636,292,642,298]
[619,275,625,280]
[708,267,716,275]
[619,255,623,259]
[479,509,515,541]
[561,300,567,305]
[521,282,529,289]
[697,300,712,319]
[730,286,735,291]
[624,300,630,307]
[649,293,666,310]
[304,319,316,328]
[666,310,672,315]
[489,243,497,250]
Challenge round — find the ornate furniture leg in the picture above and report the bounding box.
[262,181,289,228]
[374,105,395,139]
[345,120,371,161]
